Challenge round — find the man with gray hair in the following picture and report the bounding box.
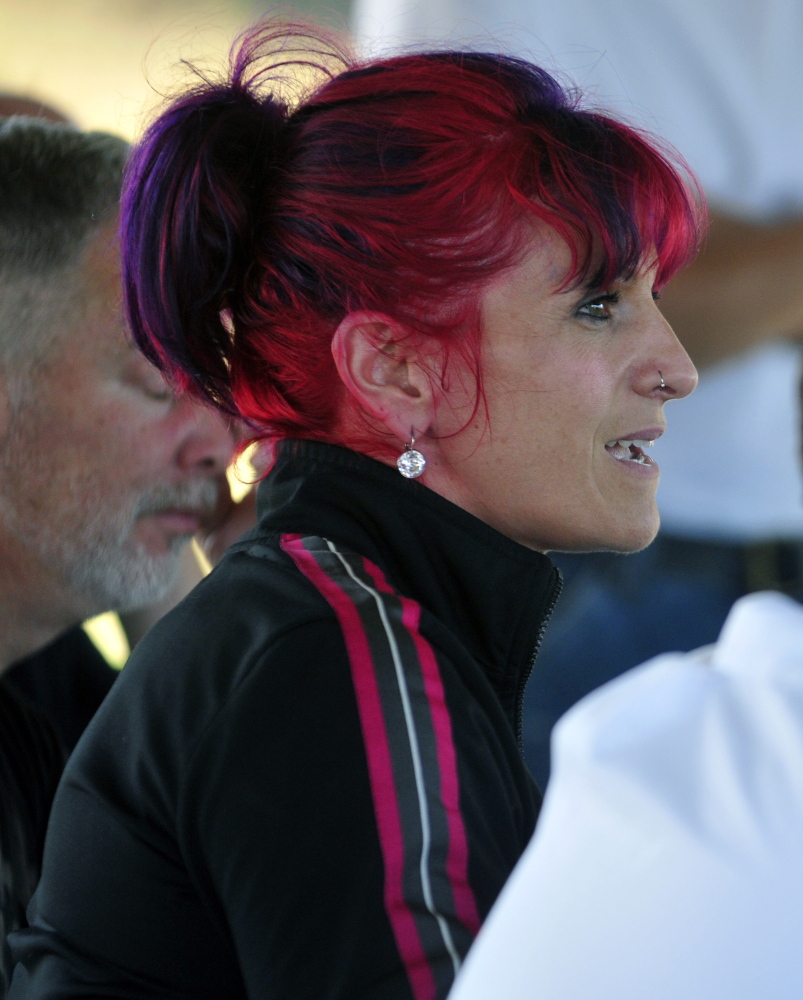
[0,115,237,992]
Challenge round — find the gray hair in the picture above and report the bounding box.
[0,118,128,371]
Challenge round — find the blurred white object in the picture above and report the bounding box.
[450,592,803,1000]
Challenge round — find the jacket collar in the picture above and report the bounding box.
[254,440,561,725]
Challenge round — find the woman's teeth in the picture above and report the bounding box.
[605,439,655,465]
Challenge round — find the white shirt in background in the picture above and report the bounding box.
[448,591,803,1000]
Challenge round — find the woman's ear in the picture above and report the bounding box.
[331,311,436,441]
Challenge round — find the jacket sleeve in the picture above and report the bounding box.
[181,569,483,1000]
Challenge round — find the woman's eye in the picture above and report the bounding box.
[577,292,620,322]
[584,300,609,319]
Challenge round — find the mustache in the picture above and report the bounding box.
[133,478,222,521]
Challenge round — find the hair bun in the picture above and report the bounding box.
[121,76,290,413]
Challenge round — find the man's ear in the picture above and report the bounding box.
[331,311,436,442]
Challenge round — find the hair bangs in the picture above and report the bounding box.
[505,109,704,293]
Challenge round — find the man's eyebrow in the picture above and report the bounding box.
[116,337,142,359]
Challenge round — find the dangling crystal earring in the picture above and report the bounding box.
[397,432,427,479]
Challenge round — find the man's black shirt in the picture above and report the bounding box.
[0,628,117,995]
[7,628,118,753]
[0,682,63,997]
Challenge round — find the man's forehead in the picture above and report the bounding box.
[53,253,131,371]
[74,222,130,356]
[81,220,121,287]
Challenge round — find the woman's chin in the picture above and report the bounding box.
[542,507,660,555]
[595,512,660,554]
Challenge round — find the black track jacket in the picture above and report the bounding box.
[9,441,561,1000]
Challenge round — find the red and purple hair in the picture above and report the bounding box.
[121,22,704,446]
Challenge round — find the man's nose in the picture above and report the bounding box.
[175,399,239,476]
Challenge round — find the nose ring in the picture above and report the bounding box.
[657,370,667,391]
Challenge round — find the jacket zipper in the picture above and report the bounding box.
[515,567,563,753]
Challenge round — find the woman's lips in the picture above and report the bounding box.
[605,438,654,465]
[604,429,663,468]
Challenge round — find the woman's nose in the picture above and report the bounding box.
[637,312,698,401]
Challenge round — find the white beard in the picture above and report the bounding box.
[0,474,219,617]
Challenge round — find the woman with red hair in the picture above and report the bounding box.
[9,23,700,1000]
